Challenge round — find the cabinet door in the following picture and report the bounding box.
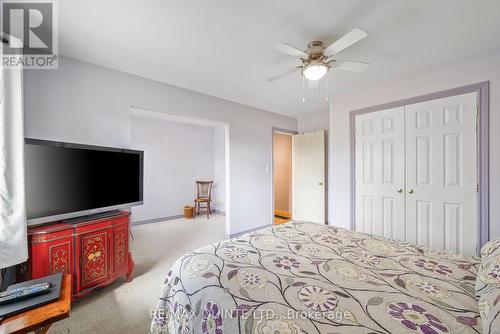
[81,230,110,289]
[49,239,73,276]
[113,224,129,274]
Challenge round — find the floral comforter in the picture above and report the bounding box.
[150,222,482,334]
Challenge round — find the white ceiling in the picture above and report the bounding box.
[59,0,500,117]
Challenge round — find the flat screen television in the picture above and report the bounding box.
[25,138,143,225]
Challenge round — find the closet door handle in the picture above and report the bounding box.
[397,188,403,193]
[408,189,414,194]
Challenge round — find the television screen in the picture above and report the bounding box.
[25,139,143,225]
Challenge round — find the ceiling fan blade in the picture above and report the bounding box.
[274,43,306,57]
[266,67,301,82]
[331,60,370,72]
[324,28,368,56]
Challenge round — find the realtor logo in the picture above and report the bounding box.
[1,0,58,69]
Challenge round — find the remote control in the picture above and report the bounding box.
[0,282,51,305]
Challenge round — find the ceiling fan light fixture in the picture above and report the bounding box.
[303,64,328,81]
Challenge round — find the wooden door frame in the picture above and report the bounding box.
[271,128,297,225]
[349,81,490,248]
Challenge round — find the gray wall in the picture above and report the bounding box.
[297,111,329,133]
[24,56,297,235]
[329,48,500,240]
[213,126,226,213]
[130,115,216,222]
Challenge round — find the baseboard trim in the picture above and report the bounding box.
[132,214,184,226]
[274,209,291,219]
[228,223,271,239]
[132,210,225,226]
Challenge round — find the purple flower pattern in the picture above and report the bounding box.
[201,301,223,334]
[273,255,300,270]
[414,258,453,276]
[320,235,345,245]
[387,302,449,334]
[481,259,500,283]
[238,271,266,289]
[349,251,380,266]
[297,286,338,312]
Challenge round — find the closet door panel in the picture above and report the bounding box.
[405,92,477,255]
[355,107,405,241]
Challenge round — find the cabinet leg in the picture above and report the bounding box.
[126,252,134,282]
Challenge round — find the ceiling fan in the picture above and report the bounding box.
[267,28,370,82]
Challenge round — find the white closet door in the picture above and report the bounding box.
[292,130,325,224]
[355,107,405,240]
[405,92,477,254]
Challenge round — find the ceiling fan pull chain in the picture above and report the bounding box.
[325,71,329,102]
[317,76,321,97]
[302,75,306,103]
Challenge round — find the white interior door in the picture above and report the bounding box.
[355,107,406,240]
[405,92,477,254]
[292,130,325,223]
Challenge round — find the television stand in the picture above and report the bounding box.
[19,211,134,300]
[62,210,122,224]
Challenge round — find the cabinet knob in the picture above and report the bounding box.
[397,188,403,193]
[408,189,414,194]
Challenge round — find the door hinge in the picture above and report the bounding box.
[476,183,479,192]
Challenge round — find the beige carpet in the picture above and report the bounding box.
[50,215,226,334]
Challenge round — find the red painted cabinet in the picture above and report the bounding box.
[112,223,129,274]
[23,212,133,299]
[80,230,110,290]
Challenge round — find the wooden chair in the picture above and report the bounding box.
[194,181,213,219]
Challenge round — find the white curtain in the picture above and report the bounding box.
[0,35,27,268]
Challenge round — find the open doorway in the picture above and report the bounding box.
[273,131,294,224]
[129,107,230,234]
[273,128,327,225]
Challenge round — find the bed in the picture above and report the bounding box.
[150,221,489,334]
